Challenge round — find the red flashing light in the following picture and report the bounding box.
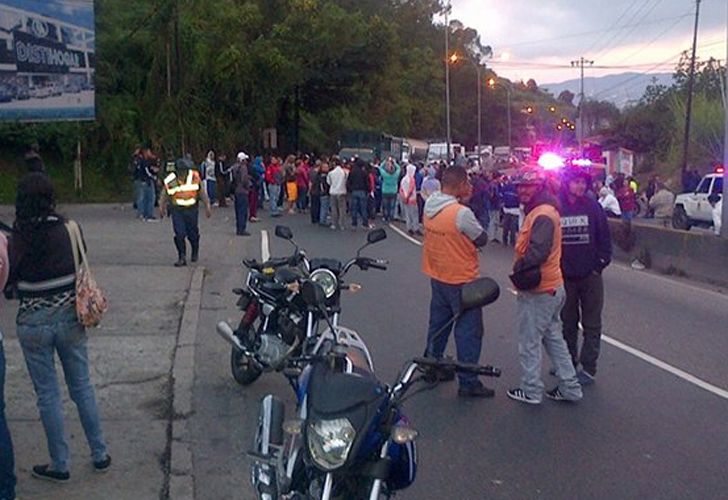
[716,165,725,174]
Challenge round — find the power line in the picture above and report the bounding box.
[584,0,641,54]
[503,13,691,48]
[592,0,664,61]
[609,10,692,66]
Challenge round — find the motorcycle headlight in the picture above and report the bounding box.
[310,269,338,299]
[307,418,356,471]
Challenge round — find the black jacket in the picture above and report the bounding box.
[346,167,369,192]
[559,193,612,279]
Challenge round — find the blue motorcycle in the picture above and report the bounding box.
[250,278,502,499]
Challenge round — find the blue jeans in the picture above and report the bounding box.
[350,190,369,227]
[621,210,635,222]
[268,184,281,215]
[17,305,108,473]
[140,181,155,219]
[382,194,396,222]
[133,180,144,217]
[0,340,16,500]
[206,179,217,205]
[319,196,331,224]
[425,279,484,389]
[234,193,249,234]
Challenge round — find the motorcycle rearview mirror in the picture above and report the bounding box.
[301,280,327,308]
[367,228,387,245]
[275,225,293,240]
[357,228,387,257]
[460,277,500,312]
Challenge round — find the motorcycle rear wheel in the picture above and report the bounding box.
[230,346,263,386]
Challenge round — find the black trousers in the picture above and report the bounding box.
[171,207,200,258]
[310,194,321,224]
[561,273,604,376]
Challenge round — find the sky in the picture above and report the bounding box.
[446,0,726,85]
[0,0,94,31]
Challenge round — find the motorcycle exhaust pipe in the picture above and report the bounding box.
[216,321,244,351]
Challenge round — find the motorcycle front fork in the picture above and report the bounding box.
[319,440,389,500]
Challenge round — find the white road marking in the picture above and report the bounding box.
[601,335,728,401]
[261,230,270,261]
[388,223,423,246]
[390,217,728,400]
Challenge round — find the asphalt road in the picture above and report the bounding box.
[190,207,728,500]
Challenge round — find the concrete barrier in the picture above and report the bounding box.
[608,220,728,287]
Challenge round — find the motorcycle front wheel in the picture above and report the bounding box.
[230,346,263,386]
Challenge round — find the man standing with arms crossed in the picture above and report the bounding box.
[559,166,611,385]
[507,166,582,404]
[422,166,493,398]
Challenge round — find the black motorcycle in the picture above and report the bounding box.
[216,226,388,387]
[250,278,502,499]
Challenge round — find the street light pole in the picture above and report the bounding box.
[477,63,482,160]
[507,84,512,151]
[444,2,452,163]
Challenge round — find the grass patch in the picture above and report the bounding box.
[0,159,131,204]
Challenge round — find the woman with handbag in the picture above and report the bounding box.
[6,173,110,483]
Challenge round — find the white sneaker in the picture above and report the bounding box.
[507,388,541,405]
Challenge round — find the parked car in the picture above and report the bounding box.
[0,85,13,102]
[673,167,724,230]
[29,85,51,99]
[15,86,30,100]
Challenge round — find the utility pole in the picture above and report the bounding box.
[444,1,452,163]
[571,57,594,155]
[722,0,728,238]
[682,0,702,175]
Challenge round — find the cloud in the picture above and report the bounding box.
[450,0,726,82]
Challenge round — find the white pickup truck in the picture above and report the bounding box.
[672,170,723,230]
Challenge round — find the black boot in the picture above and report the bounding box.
[174,237,186,267]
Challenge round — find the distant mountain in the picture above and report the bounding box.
[541,73,674,108]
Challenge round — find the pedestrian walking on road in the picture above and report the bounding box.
[0,229,16,500]
[6,173,111,483]
[598,187,621,219]
[202,150,217,206]
[327,160,348,230]
[214,153,230,208]
[160,158,212,266]
[614,175,637,222]
[296,158,310,212]
[137,148,159,221]
[284,156,298,214]
[309,160,322,225]
[347,159,370,230]
[248,154,263,223]
[506,166,582,405]
[318,162,331,226]
[266,157,283,217]
[501,178,520,247]
[420,167,441,202]
[422,166,492,397]
[400,164,421,235]
[559,166,612,387]
[378,158,400,223]
[231,152,252,236]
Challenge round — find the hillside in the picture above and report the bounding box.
[542,72,673,108]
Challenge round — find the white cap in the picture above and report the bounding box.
[237,152,249,161]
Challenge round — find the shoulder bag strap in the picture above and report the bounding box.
[66,220,89,273]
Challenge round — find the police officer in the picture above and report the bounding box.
[160,157,212,267]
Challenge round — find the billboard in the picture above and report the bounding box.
[0,0,94,122]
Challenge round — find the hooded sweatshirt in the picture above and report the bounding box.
[399,164,418,205]
[423,191,487,284]
[559,192,612,279]
[421,168,441,200]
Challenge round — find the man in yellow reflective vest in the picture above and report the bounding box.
[160,157,212,267]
